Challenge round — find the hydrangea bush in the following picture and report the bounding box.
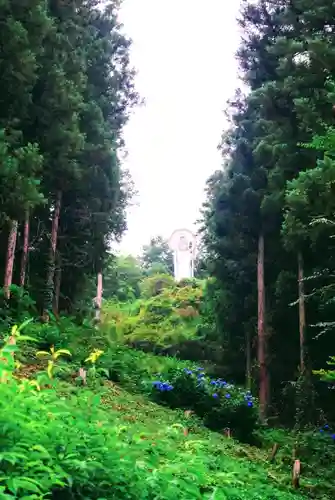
[150,366,258,442]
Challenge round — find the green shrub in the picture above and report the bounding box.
[21,316,105,362]
[0,286,36,332]
[150,366,258,442]
[101,281,204,348]
[101,343,191,391]
[140,273,175,298]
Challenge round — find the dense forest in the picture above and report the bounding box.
[200,0,335,425]
[0,0,137,318]
[1,0,335,499]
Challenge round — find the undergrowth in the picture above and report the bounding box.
[0,374,309,500]
[0,317,333,499]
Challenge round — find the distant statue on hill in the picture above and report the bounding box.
[168,229,197,281]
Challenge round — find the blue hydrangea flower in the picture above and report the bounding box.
[213,393,219,398]
[152,381,173,392]
[225,393,231,399]
[247,401,253,407]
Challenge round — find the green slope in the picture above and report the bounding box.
[0,365,323,499]
[97,382,306,500]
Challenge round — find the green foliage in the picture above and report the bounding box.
[313,355,335,384]
[259,427,335,496]
[140,236,174,275]
[0,376,307,500]
[95,343,257,442]
[104,254,143,301]
[101,343,191,390]
[0,285,37,331]
[0,320,330,499]
[102,278,204,347]
[150,366,258,442]
[140,273,175,298]
[0,0,138,313]
[200,0,335,421]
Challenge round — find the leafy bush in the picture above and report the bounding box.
[140,273,175,298]
[150,366,258,442]
[101,280,204,347]
[102,343,192,391]
[0,286,36,332]
[20,315,105,363]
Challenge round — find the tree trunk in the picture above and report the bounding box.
[94,272,103,325]
[20,209,30,288]
[44,191,62,315]
[246,329,252,390]
[53,251,62,315]
[4,220,18,299]
[257,232,268,421]
[298,251,306,373]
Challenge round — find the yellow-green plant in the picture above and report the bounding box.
[36,345,71,379]
[0,319,35,383]
[85,348,104,365]
[18,378,41,392]
[5,318,35,343]
[83,349,107,388]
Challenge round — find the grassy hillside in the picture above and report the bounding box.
[98,385,316,500]
[0,318,332,499]
[0,373,306,500]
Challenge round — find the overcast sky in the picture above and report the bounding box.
[118,0,241,256]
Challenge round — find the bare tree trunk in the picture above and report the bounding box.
[44,191,62,315]
[246,329,252,390]
[4,220,18,299]
[257,232,268,421]
[53,251,61,315]
[94,272,103,325]
[298,251,306,373]
[20,209,30,288]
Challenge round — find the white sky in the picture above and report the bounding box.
[118,0,241,256]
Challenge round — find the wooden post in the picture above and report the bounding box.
[94,272,103,325]
[4,220,18,299]
[292,459,301,488]
[20,210,30,288]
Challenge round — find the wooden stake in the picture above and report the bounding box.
[292,459,301,488]
[224,427,232,438]
[269,443,279,462]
